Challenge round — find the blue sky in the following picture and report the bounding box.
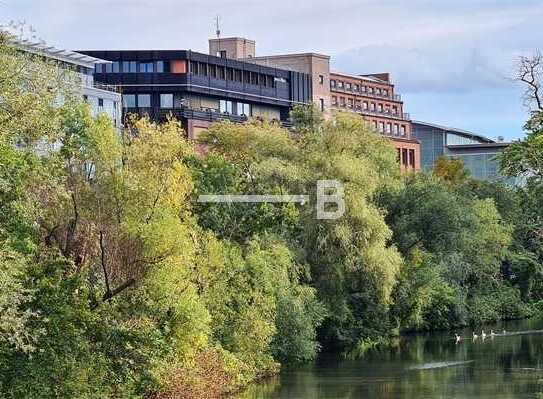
[2,0,542,140]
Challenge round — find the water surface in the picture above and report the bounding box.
[238,318,543,399]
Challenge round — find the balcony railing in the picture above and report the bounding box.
[331,104,410,121]
[124,106,293,128]
[330,85,402,101]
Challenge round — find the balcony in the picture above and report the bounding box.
[124,106,293,128]
[330,85,402,102]
[331,104,410,121]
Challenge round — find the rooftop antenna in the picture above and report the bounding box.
[215,15,223,57]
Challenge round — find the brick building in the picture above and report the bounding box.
[218,37,420,171]
[329,71,419,171]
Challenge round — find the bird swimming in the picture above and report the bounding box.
[455,333,461,343]
[481,330,487,339]
[473,332,479,340]
[490,330,496,337]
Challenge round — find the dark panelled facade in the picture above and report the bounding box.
[80,50,312,135]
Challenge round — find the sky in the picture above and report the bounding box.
[2,0,542,141]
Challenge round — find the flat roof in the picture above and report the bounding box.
[330,70,391,84]
[446,142,510,149]
[247,52,330,60]
[413,120,495,143]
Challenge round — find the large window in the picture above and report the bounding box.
[95,64,103,73]
[137,94,151,108]
[220,100,233,114]
[122,94,136,108]
[190,61,198,75]
[112,62,120,73]
[160,94,173,108]
[139,62,154,73]
[234,69,242,82]
[237,102,251,116]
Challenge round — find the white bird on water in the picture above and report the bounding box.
[481,330,487,339]
[473,332,479,340]
[455,333,461,343]
[490,330,496,337]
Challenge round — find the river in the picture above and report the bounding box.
[237,318,543,399]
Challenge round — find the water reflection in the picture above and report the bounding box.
[237,318,543,399]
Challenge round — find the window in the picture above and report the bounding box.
[355,100,361,109]
[347,98,353,108]
[379,122,385,133]
[216,66,225,80]
[370,103,376,111]
[409,149,415,167]
[376,88,381,95]
[198,63,207,76]
[338,81,344,89]
[219,50,227,58]
[208,64,217,78]
[392,106,398,115]
[237,102,251,116]
[157,61,164,73]
[402,149,408,166]
[244,71,251,84]
[363,101,368,110]
[83,95,88,102]
[386,122,391,134]
[226,68,233,81]
[189,61,200,75]
[220,100,233,113]
[98,98,104,108]
[361,85,366,92]
[383,89,388,97]
[345,83,352,91]
[105,63,112,73]
[319,75,324,84]
[234,69,242,82]
[112,62,120,73]
[330,80,336,88]
[250,72,258,85]
[95,64,103,73]
[373,121,378,129]
[354,84,359,92]
[160,94,173,108]
[400,125,406,136]
[122,94,136,108]
[259,74,267,86]
[378,104,383,112]
[122,61,130,73]
[320,98,324,112]
[339,97,346,107]
[394,124,399,135]
[368,87,374,94]
[137,94,151,108]
[332,96,338,106]
[139,62,154,73]
[267,75,275,88]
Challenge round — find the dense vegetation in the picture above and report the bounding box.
[1,32,543,397]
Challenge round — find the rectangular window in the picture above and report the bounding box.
[332,96,338,106]
[122,61,130,73]
[363,101,368,110]
[244,71,251,84]
[409,149,415,167]
[379,122,385,133]
[368,87,374,94]
[402,149,408,166]
[129,61,137,73]
[219,50,227,58]
[220,100,233,113]
[378,104,383,112]
[320,98,324,112]
[383,89,389,97]
[251,72,258,85]
[122,94,136,108]
[105,63,112,73]
[392,106,398,115]
[226,68,233,81]
[112,62,119,73]
[400,125,406,136]
[354,84,359,92]
[361,85,366,92]
[190,61,198,74]
[330,80,336,88]
[208,64,216,78]
[319,75,324,84]
[217,66,226,80]
[237,102,251,116]
[339,97,346,107]
[156,61,164,73]
[137,94,151,108]
[139,62,154,73]
[394,124,399,135]
[95,63,103,73]
[386,123,392,134]
[355,100,361,109]
[259,74,267,86]
[234,69,242,82]
[348,98,353,108]
[370,103,376,111]
[345,83,352,91]
[338,81,344,89]
[160,94,173,108]
[98,98,104,107]
[267,75,275,88]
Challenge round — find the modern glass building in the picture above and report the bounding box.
[412,121,513,182]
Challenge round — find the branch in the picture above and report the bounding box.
[99,231,111,295]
